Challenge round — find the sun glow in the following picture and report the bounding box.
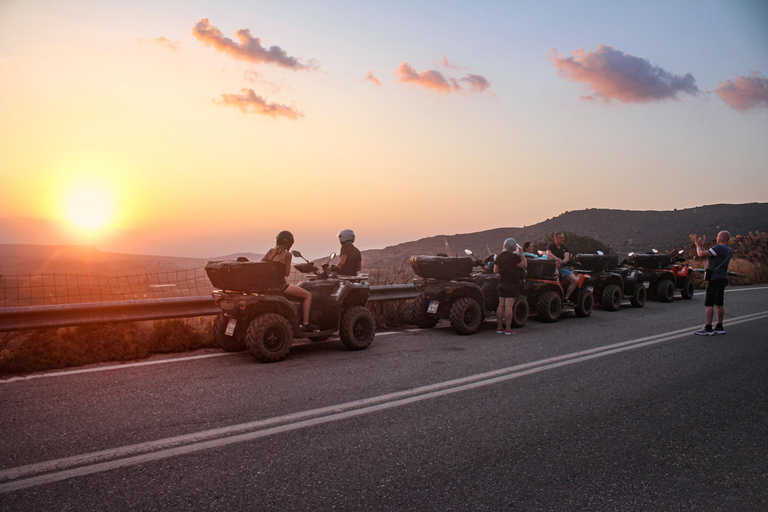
[63,183,115,232]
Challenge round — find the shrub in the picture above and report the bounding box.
[0,318,217,376]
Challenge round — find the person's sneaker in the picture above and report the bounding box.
[504,330,515,335]
[563,299,576,307]
[496,329,505,334]
[713,324,725,334]
[301,322,319,332]
[695,326,714,336]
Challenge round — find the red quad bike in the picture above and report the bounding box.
[573,252,647,311]
[521,258,594,322]
[628,249,694,302]
[206,251,375,363]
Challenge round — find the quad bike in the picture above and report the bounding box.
[521,258,594,322]
[464,250,529,329]
[410,254,484,335]
[627,249,694,302]
[206,251,375,363]
[573,252,648,311]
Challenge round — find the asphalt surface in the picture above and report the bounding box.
[2,286,768,511]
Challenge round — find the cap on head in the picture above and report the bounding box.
[276,230,294,249]
[338,229,355,243]
[503,238,517,251]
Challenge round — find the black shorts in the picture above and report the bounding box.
[499,282,520,298]
[704,279,728,307]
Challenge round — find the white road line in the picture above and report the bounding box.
[0,330,422,384]
[3,310,768,493]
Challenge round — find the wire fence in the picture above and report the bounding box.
[0,266,408,308]
[0,269,215,307]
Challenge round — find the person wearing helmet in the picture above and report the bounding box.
[493,238,527,335]
[262,231,317,331]
[336,229,362,277]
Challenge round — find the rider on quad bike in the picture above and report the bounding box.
[207,234,375,363]
[520,256,594,322]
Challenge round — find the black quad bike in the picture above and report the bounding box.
[206,251,375,363]
[627,249,694,302]
[521,258,594,322]
[464,249,529,329]
[410,254,523,335]
[573,253,647,311]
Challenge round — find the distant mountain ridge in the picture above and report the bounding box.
[361,203,768,268]
[2,203,766,273]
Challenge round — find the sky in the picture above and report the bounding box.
[1,0,767,259]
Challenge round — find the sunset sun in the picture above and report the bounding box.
[63,184,115,232]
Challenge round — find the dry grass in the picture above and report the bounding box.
[0,318,217,376]
[365,258,415,329]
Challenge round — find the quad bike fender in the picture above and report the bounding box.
[214,293,301,333]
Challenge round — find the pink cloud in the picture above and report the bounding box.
[192,18,310,70]
[715,71,768,112]
[363,71,381,86]
[152,36,179,52]
[396,62,491,94]
[551,44,699,104]
[440,56,460,70]
[460,74,491,93]
[215,88,303,119]
[397,62,454,93]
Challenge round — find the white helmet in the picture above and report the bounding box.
[337,229,355,243]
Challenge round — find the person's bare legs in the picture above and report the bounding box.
[497,298,507,331]
[505,298,515,331]
[285,284,312,325]
[563,274,578,301]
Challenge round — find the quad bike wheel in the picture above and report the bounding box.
[574,289,594,317]
[213,313,247,352]
[411,294,439,328]
[339,306,376,350]
[449,297,483,335]
[680,277,695,300]
[511,298,529,328]
[601,284,622,311]
[246,313,293,363]
[536,291,562,323]
[630,283,647,308]
[656,279,675,303]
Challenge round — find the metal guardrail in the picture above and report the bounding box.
[0,284,419,332]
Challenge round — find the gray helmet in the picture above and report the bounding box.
[337,229,355,243]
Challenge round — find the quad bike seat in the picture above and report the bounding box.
[524,258,558,279]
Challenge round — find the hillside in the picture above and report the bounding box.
[2,203,766,274]
[362,203,768,268]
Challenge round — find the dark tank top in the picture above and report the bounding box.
[262,248,290,284]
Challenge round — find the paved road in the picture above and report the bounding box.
[2,286,768,511]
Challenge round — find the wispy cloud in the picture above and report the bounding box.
[363,71,381,86]
[551,44,699,104]
[136,36,180,52]
[192,18,311,70]
[215,88,303,119]
[152,36,179,52]
[395,62,491,94]
[715,71,768,112]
